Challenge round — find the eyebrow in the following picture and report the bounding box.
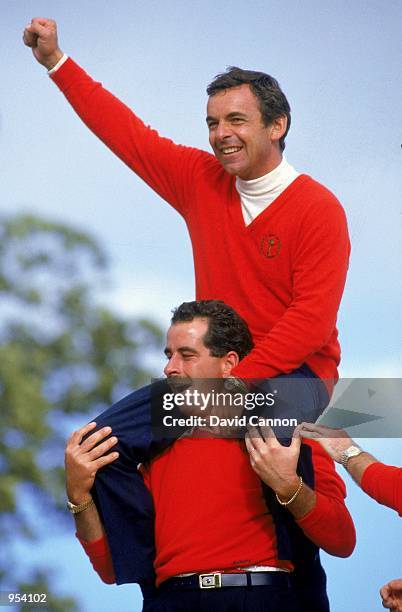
[206,111,248,124]
[164,346,199,356]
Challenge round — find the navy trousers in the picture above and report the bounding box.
[142,584,301,612]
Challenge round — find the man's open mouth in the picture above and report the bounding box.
[221,146,242,155]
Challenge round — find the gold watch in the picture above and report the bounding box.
[340,445,363,468]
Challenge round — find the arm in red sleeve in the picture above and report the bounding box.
[76,533,116,584]
[232,192,350,379]
[360,462,402,516]
[295,440,356,557]
[75,467,151,584]
[50,58,209,216]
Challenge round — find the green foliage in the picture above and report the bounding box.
[0,213,163,606]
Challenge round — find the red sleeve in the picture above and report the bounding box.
[232,191,350,379]
[50,58,210,217]
[76,533,116,584]
[361,462,402,516]
[295,440,356,557]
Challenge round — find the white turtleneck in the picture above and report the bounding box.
[236,157,300,225]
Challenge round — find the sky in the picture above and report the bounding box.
[1,0,401,610]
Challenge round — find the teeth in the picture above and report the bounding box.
[222,146,242,154]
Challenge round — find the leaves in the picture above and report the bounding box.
[0,213,163,604]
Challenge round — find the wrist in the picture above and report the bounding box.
[346,451,376,485]
[42,49,64,70]
[67,491,93,505]
[274,475,300,500]
[276,475,304,507]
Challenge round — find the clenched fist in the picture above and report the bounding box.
[23,17,63,70]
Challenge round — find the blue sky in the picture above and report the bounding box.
[2,1,401,610]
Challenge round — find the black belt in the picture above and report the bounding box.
[160,571,293,590]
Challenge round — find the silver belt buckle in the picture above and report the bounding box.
[199,573,222,589]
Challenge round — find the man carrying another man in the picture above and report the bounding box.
[65,300,356,611]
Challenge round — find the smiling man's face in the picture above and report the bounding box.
[163,318,232,381]
[206,84,282,180]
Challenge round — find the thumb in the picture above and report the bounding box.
[28,17,56,37]
[291,427,302,450]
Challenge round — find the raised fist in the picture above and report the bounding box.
[23,17,63,70]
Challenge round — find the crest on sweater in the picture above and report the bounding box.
[260,234,281,259]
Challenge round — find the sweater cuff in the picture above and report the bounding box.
[48,53,69,75]
[361,461,402,516]
[49,56,82,90]
[295,491,355,557]
[76,532,109,557]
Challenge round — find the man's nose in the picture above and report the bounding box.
[164,354,182,377]
[215,120,232,141]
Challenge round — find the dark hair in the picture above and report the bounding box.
[171,300,254,360]
[207,66,291,151]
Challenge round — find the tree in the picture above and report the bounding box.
[0,213,163,609]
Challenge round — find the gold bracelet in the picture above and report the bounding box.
[275,476,303,506]
[67,497,95,515]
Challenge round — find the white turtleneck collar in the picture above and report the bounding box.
[236,157,300,225]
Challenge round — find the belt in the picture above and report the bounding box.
[160,571,293,590]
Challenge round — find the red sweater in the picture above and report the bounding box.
[51,60,350,384]
[361,462,402,516]
[78,439,355,584]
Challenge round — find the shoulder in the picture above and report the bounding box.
[294,175,346,216]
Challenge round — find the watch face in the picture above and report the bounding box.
[346,445,361,458]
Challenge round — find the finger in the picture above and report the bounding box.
[244,434,259,466]
[93,452,119,470]
[300,422,321,433]
[79,426,113,452]
[258,424,277,443]
[88,436,118,460]
[293,423,305,437]
[23,28,38,47]
[30,17,55,29]
[246,425,262,441]
[69,421,98,445]
[290,427,302,450]
[26,21,48,38]
[246,427,267,453]
[299,429,319,440]
[245,432,257,453]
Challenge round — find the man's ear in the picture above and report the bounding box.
[222,351,240,376]
[269,115,287,143]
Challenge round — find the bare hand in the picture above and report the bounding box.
[23,17,63,69]
[380,578,402,611]
[245,425,301,498]
[299,422,352,463]
[65,422,119,504]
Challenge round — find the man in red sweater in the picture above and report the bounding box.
[65,301,355,611]
[23,18,350,421]
[299,422,402,611]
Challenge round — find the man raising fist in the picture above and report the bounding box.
[23,18,63,70]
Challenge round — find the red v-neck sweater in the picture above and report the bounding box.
[52,60,350,384]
